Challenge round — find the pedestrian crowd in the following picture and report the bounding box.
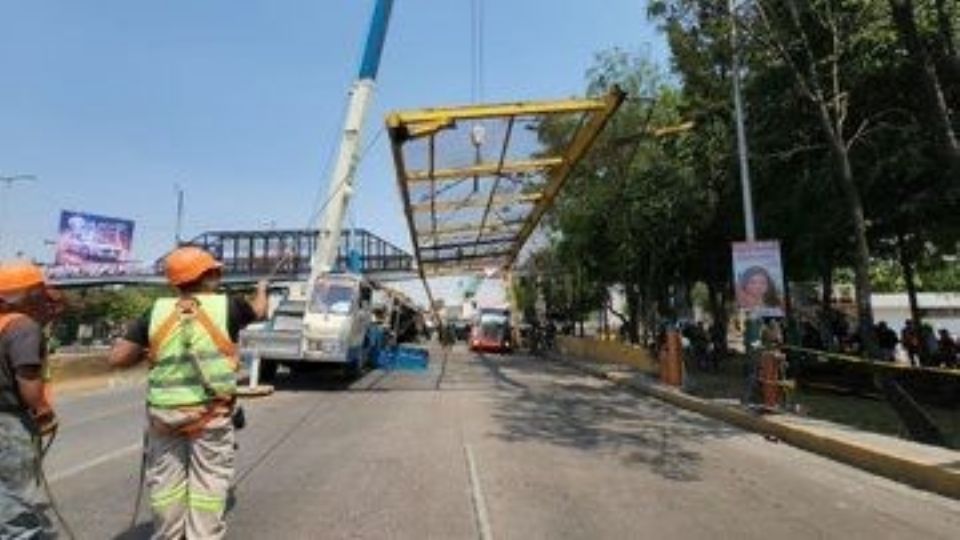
[799,314,958,368]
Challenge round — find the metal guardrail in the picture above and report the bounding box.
[780,345,960,379]
[781,344,955,446]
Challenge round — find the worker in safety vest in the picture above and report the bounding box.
[110,247,267,540]
[0,262,62,539]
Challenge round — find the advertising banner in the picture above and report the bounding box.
[732,241,785,317]
[54,211,135,270]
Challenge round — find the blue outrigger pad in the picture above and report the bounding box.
[375,346,429,371]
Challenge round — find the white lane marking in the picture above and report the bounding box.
[62,402,143,430]
[464,444,493,540]
[48,442,142,483]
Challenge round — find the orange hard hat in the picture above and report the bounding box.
[0,262,46,296]
[164,247,223,286]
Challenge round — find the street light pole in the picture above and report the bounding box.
[0,174,38,259]
[174,184,185,247]
[730,0,756,242]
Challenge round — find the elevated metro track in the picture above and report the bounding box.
[48,228,417,288]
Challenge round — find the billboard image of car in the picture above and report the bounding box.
[54,210,135,268]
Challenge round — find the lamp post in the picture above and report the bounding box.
[730,0,756,242]
[728,1,765,390]
[174,183,185,247]
[0,174,38,259]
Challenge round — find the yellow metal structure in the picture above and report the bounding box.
[388,87,626,290]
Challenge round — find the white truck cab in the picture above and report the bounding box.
[301,274,373,364]
[240,274,374,380]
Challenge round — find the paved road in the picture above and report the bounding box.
[45,345,959,539]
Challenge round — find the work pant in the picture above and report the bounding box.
[0,414,53,539]
[146,415,235,540]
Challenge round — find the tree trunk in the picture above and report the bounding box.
[625,284,642,344]
[718,286,729,336]
[682,280,695,320]
[889,0,960,170]
[898,235,922,331]
[639,293,650,346]
[820,263,835,349]
[832,140,878,357]
[780,0,878,355]
[707,281,722,326]
[934,0,960,79]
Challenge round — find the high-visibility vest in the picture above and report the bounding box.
[147,295,238,409]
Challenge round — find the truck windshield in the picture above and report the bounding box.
[310,282,356,315]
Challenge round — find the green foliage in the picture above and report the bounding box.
[56,286,169,343]
[533,0,958,342]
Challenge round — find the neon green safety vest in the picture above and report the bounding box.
[147,294,237,408]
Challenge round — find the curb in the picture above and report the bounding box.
[557,356,960,501]
[236,385,275,398]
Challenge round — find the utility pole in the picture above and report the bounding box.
[174,184,184,247]
[730,0,756,241]
[0,174,38,259]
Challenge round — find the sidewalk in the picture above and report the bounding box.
[554,353,960,500]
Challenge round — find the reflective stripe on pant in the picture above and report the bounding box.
[147,415,235,540]
[0,415,53,540]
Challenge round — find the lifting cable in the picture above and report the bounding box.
[470,0,486,104]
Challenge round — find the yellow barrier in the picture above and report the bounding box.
[556,336,657,373]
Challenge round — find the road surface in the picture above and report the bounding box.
[45,345,959,539]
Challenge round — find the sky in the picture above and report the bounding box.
[0,0,670,305]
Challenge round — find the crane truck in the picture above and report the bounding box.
[239,0,395,381]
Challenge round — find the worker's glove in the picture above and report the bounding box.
[32,408,59,437]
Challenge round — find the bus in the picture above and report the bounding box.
[469,308,513,354]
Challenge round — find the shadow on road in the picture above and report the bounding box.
[485,355,739,482]
[267,369,358,393]
[112,522,151,540]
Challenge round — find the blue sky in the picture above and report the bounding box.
[0,0,669,302]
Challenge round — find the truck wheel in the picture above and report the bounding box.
[259,359,279,383]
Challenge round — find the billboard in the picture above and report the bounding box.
[55,211,135,268]
[732,241,785,318]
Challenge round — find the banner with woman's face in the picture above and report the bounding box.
[732,241,785,317]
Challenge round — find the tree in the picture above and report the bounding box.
[888,0,960,174]
[538,49,708,343]
[56,286,165,343]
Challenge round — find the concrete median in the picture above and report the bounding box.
[48,350,146,396]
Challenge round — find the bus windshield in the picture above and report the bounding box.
[479,312,508,328]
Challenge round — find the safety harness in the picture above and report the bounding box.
[129,296,241,529]
[146,295,239,438]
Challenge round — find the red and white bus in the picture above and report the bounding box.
[469,308,513,354]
